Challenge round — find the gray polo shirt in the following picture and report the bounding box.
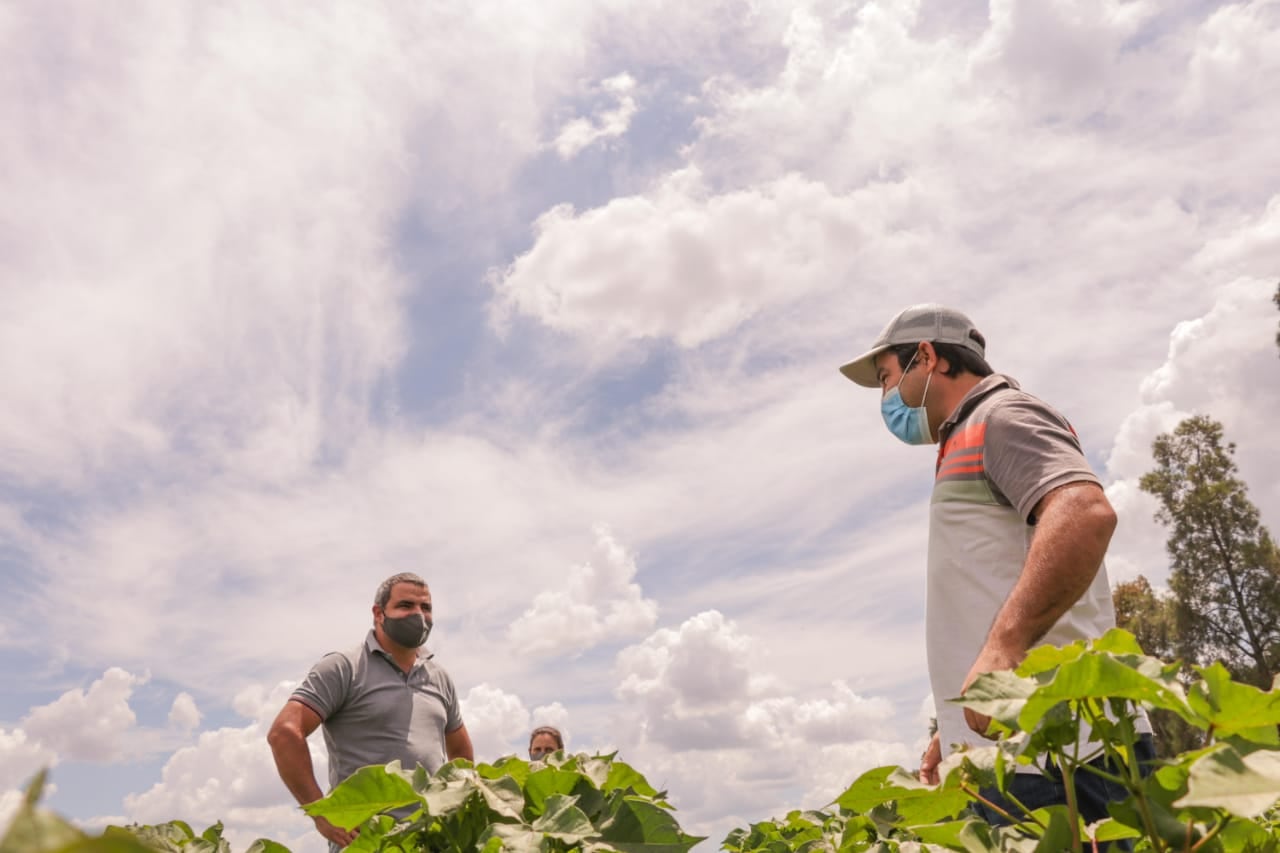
[291,631,464,791]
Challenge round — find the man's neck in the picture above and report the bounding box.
[933,374,986,435]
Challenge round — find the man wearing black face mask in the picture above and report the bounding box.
[268,573,474,850]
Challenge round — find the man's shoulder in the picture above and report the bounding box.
[308,639,371,674]
[968,381,1070,428]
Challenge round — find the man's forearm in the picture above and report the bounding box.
[268,733,325,806]
[986,484,1116,655]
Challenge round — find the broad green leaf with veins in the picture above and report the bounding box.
[301,763,420,829]
[1189,662,1280,743]
[1177,744,1280,817]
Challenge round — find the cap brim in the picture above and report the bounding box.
[838,346,888,387]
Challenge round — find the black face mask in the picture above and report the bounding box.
[382,612,432,648]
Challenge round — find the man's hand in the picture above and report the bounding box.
[313,815,358,848]
[959,643,1024,739]
[918,732,942,784]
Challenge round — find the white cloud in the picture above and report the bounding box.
[460,684,533,760]
[121,680,321,853]
[1181,0,1280,118]
[0,727,57,810]
[21,669,146,763]
[168,693,202,732]
[554,72,640,159]
[616,611,901,752]
[492,170,876,351]
[508,526,657,657]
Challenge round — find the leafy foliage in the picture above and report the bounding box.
[1138,415,1280,688]
[5,635,1279,852]
[724,630,1280,852]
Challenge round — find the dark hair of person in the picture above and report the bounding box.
[889,332,992,379]
[529,726,564,750]
[374,573,428,610]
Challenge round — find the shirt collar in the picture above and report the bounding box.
[939,373,1019,434]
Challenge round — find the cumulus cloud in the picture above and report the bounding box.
[492,170,874,350]
[20,668,146,763]
[460,684,534,759]
[616,611,900,753]
[508,526,657,657]
[554,73,639,159]
[0,727,57,826]
[121,680,319,852]
[168,693,202,732]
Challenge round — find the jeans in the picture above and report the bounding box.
[973,734,1156,852]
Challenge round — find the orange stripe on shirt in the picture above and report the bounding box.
[938,464,985,478]
[937,422,987,472]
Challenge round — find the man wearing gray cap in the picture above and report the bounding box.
[840,304,1151,828]
[267,573,474,849]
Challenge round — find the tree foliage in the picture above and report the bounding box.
[1139,415,1280,689]
[1112,576,1206,757]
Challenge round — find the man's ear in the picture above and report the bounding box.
[920,341,946,373]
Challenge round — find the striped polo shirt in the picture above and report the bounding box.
[927,374,1125,760]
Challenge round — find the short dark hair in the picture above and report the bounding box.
[529,726,564,750]
[889,332,992,379]
[374,573,428,610]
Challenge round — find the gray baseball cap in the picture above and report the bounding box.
[839,303,986,387]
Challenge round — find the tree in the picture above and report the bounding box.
[1139,415,1280,689]
[1111,575,1204,756]
[1112,575,1179,661]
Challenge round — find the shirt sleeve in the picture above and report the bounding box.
[983,394,1101,524]
[290,652,352,721]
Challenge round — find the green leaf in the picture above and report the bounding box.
[476,773,527,822]
[1089,628,1148,657]
[420,777,480,818]
[949,670,1037,731]
[531,793,595,840]
[1016,651,1193,732]
[0,809,86,853]
[1085,818,1140,843]
[836,766,969,825]
[910,817,997,851]
[1029,806,1076,853]
[597,796,705,851]
[604,761,659,798]
[1188,662,1280,743]
[301,763,421,829]
[1017,639,1088,676]
[1176,744,1280,817]
[339,815,396,853]
[243,840,293,853]
[479,756,531,789]
[524,767,585,818]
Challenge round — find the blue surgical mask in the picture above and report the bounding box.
[881,352,935,445]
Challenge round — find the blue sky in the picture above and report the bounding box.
[2,1,1279,850]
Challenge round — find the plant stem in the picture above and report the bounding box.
[1187,815,1228,852]
[1060,760,1084,853]
[959,783,1045,832]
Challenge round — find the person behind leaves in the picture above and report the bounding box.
[528,725,564,761]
